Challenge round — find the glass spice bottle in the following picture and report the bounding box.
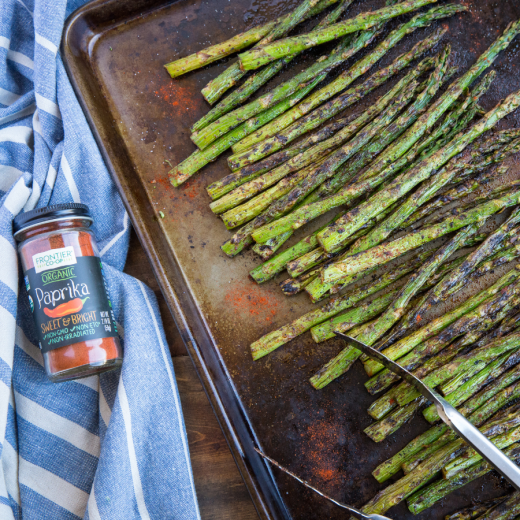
[14,203,123,383]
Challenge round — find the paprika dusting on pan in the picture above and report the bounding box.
[14,203,123,383]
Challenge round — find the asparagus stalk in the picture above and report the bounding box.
[406,444,520,514]
[444,497,509,520]
[221,217,257,257]
[371,256,469,350]
[200,0,345,104]
[363,266,520,377]
[280,267,322,295]
[470,492,520,520]
[311,289,399,342]
[282,227,373,297]
[238,0,442,69]
[368,306,513,399]
[213,75,419,215]
[251,231,292,260]
[220,188,325,256]
[461,364,520,420]
[220,154,332,230]
[229,31,442,166]
[367,386,401,421]
[361,440,467,514]
[195,56,289,136]
[250,249,430,360]
[391,68,496,167]
[372,141,519,238]
[403,375,520,475]
[361,314,485,412]
[437,344,514,397]
[302,79,458,210]
[399,132,520,228]
[309,261,455,387]
[378,337,472,414]
[296,201,402,292]
[372,424,448,483]
[206,115,354,200]
[225,62,440,228]
[246,93,474,246]
[249,212,344,283]
[364,397,427,443]
[258,15,520,193]
[170,77,323,186]
[164,18,282,78]
[349,133,489,254]
[287,247,331,278]
[301,117,479,300]
[469,308,520,352]
[379,230,518,350]
[313,289,400,342]
[309,239,491,389]
[475,245,520,276]
[192,29,379,146]
[318,90,520,258]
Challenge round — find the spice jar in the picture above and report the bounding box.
[14,203,123,383]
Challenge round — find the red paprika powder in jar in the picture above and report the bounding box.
[14,203,123,383]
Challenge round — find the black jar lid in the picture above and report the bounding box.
[13,203,93,238]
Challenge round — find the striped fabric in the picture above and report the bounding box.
[0,1,201,518]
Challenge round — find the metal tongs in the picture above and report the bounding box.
[255,448,392,520]
[336,332,520,491]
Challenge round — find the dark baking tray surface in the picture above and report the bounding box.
[62,0,520,517]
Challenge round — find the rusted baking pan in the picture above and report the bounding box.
[62,0,520,517]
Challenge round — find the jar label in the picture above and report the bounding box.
[33,246,77,273]
[25,255,118,353]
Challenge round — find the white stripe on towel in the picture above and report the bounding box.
[14,391,101,458]
[35,33,57,54]
[60,156,81,203]
[18,455,89,517]
[35,93,61,120]
[118,378,151,520]
[0,37,34,70]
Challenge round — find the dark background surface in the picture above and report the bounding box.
[66,0,520,517]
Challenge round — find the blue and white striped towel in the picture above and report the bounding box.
[0,0,201,518]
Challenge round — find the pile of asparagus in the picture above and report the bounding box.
[165,1,520,516]
[167,0,465,185]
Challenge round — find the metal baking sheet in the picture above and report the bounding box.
[62,0,520,517]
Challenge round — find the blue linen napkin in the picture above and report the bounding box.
[0,0,201,518]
